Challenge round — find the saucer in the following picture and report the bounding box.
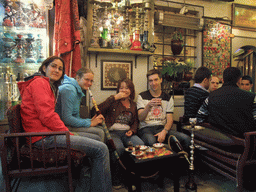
[131,151,144,157]
[153,143,164,148]
[139,145,148,150]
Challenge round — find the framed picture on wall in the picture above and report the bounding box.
[232,3,256,30]
[101,60,133,90]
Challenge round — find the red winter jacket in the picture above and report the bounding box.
[18,76,71,144]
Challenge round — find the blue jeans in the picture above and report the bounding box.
[109,130,144,185]
[33,135,112,192]
[110,130,144,155]
[68,126,105,142]
[138,125,191,151]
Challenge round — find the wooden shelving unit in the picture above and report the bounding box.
[88,47,153,55]
[87,47,154,68]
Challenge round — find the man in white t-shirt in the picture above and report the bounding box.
[137,69,190,150]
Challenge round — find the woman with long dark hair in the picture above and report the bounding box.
[18,56,112,192]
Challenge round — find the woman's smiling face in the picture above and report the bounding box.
[43,59,64,83]
[119,82,131,99]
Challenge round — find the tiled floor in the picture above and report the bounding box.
[112,164,240,192]
[1,157,256,192]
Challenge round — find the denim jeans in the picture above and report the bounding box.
[33,135,112,192]
[67,126,105,142]
[109,130,144,185]
[138,125,191,152]
[110,130,144,155]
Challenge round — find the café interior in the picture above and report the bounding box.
[1,0,256,191]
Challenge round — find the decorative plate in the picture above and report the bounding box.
[153,143,164,148]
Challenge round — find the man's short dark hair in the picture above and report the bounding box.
[194,66,212,83]
[223,67,242,84]
[146,68,162,79]
[242,75,253,84]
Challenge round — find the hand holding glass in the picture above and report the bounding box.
[152,98,162,106]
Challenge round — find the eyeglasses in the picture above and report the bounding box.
[49,63,63,72]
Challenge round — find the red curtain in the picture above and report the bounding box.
[54,0,81,77]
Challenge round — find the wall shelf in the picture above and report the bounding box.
[88,47,153,55]
[87,47,154,68]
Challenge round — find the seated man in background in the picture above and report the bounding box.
[208,75,220,93]
[197,67,256,138]
[240,75,254,92]
[56,67,105,142]
[137,69,190,150]
[184,66,212,121]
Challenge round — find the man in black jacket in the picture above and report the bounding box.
[197,67,256,138]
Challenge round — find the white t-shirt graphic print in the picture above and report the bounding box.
[148,105,164,121]
[137,90,174,129]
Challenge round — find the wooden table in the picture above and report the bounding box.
[122,146,180,192]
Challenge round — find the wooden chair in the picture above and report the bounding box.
[178,117,256,191]
[0,104,86,192]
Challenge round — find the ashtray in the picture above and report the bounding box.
[153,143,164,148]
[131,151,144,157]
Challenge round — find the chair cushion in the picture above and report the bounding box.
[19,144,86,167]
[194,128,244,153]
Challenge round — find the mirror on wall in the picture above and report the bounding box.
[234,45,256,92]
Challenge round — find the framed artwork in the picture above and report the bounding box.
[232,3,256,30]
[203,18,231,82]
[101,60,133,90]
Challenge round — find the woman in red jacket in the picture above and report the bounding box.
[18,56,112,192]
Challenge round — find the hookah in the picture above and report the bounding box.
[120,0,132,50]
[100,0,112,48]
[2,1,15,27]
[142,0,151,51]
[2,33,15,63]
[25,33,36,63]
[128,12,134,45]
[36,34,45,63]
[90,0,100,48]
[14,34,25,63]
[110,0,121,49]
[139,9,144,46]
[88,88,119,159]
[130,0,143,51]
[182,118,205,192]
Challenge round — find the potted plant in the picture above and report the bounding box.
[161,57,193,82]
[171,31,184,55]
